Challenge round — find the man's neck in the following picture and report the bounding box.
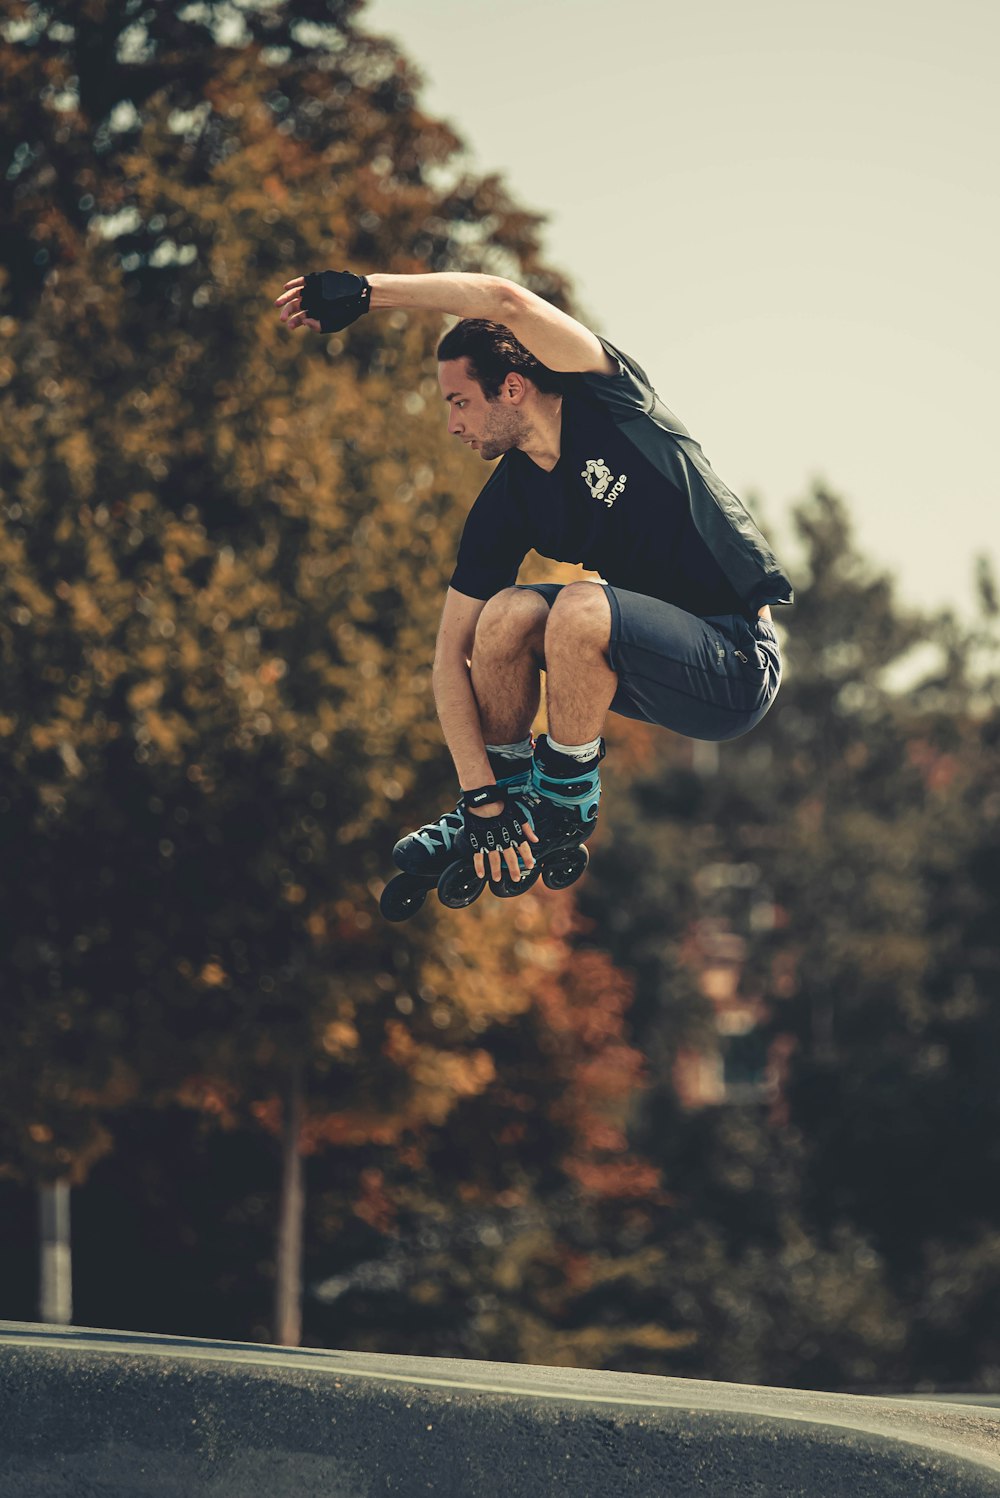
[517,394,563,472]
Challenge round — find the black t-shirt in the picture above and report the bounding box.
[449,339,792,617]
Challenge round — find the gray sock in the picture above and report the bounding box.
[485,736,533,760]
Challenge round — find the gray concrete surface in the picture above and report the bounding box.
[2,1320,1000,1496]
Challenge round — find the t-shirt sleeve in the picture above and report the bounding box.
[449,459,530,600]
[570,338,693,440]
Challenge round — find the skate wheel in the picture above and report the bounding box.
[489,862,543,899]
[541,844,589,891]
[437,860,487,910]
[380,872,435,923]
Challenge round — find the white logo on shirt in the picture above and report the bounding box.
[581,457,627,508]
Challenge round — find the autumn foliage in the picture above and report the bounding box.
[2,0,999,1391]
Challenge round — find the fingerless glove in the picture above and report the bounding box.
[301,269,372,333]
[461,786,528,860]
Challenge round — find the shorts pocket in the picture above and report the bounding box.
[719,614,770,672]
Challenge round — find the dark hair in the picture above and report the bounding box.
[436,319,564,399]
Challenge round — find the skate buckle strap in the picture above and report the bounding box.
[533,774,595,800]
[530,744,602,823]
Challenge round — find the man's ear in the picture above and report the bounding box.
[503,372,528,403]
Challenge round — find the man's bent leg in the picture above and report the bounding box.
[543,582,617,744]
[596,587,782,740]
[470,586,549,745]
[504,583,613,875]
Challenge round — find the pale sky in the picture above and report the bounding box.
[365,0,998,619]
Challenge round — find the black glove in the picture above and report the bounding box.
[300,269,372,333]
[461,786,529,861]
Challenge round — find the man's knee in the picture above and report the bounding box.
[474,587,549,654]
[545,581,611,651]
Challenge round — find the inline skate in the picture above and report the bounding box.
[435,735,605,910]
[379,752,532,922]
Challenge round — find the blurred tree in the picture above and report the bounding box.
[568,487,1000,1388]
[302,888,665,1362]
[0,0,594,1343]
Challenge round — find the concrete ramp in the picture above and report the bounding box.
[2,1321,1000,1496]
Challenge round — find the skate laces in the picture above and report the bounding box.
[411,807,465,856]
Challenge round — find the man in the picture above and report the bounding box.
[275,269,791,912]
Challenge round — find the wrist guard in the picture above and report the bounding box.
[301,269,372,333]
[461,786,528,859]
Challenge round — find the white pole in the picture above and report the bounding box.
[39,1180,73,1325]
[274,1072,304,1347]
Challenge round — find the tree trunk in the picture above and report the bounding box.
[273,1067,304,1346]
[38,1180,72,1325]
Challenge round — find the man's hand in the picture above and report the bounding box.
[274,271,371,334]
[275,276,319,332]
[462,788,538,886]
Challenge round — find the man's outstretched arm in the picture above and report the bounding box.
[274,270,616,376]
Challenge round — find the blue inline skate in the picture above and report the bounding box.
[379,752,532,922]
[435,735,605,910]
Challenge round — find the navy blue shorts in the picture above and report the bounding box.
[521,582,782,742]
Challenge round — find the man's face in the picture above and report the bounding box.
[438,357,527,461]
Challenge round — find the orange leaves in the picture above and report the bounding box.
[562,1158,664,1201]
[383,1017,497,1123]
[381,1018,419,1068]
[130,680,164,713]
[196,960,231,990]
[300,1113,398,1150]
[537,946,635,1050]
[257,657,287,689]
[352,1168,395,1234]
[250,1095,282,1136]
[177,1075,240,1128]
[321,1019,360,1057]
[527,936,659,1203]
